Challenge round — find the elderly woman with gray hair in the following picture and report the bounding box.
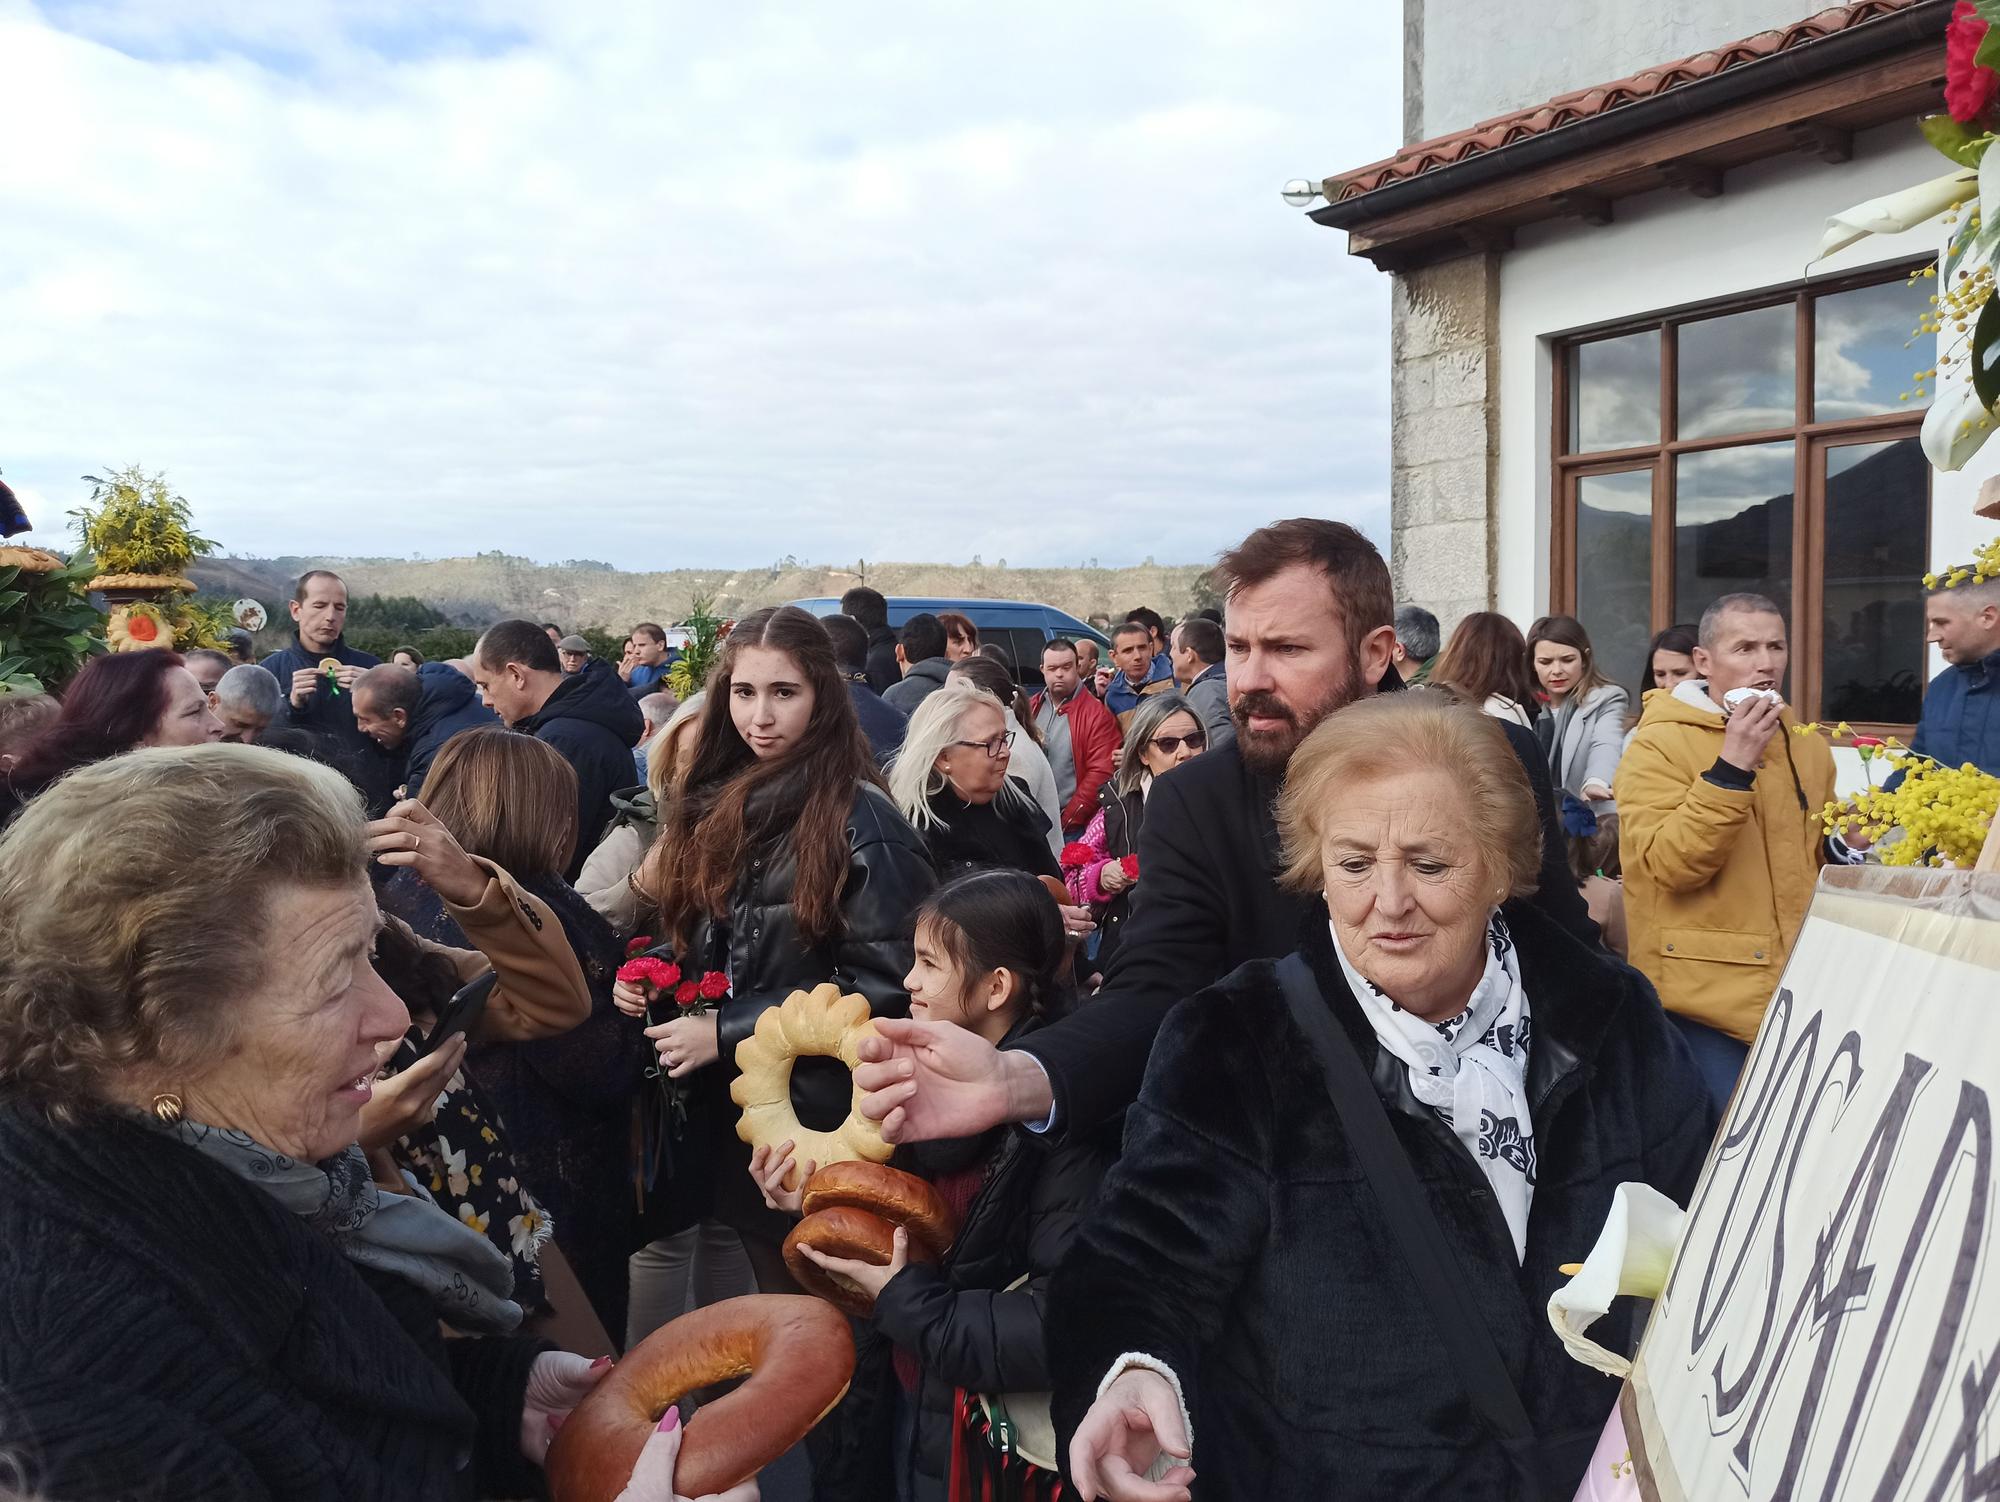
[1051,694,1712,1502]
[0,744,744,1502]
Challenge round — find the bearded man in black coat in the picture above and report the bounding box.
[856,518,1597,1146]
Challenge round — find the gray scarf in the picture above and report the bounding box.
[159,1118,523,1334]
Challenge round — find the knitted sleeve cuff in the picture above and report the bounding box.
[1702,756,1756,791]
[1096,1351,1193,1460]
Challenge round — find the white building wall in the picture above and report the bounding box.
[1411,0,1816,142]
[1495,122,1998,790]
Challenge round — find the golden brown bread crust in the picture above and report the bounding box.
[730,983,892,1183]
[783,1204,942,1318]
[544,1294,854,1501]
[84,571,196,592]
[799,1161,957,1261]
[0,546,64,575]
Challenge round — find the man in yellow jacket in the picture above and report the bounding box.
[1616,594,1863,1107]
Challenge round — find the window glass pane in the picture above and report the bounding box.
[1821,438,1927,724]
[1674,443,1795,638]
[1573,468,1656,695]
[1813,277,1932,421]
[1567,330,1660,453]
[1677,303,1795,439]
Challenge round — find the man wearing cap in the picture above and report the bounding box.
[556,634,593,675]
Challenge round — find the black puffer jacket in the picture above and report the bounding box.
[1049,899,1714,1501]
[1089,782,1145,976]
[517,659,644,878]
[682,781,936,1243]
[403,662,498,798]
[815,1018,1115,1502]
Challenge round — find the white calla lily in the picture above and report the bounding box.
[1547,1182,1686,1379]
[1922,374,1997,471]
[1815,171,1977,261]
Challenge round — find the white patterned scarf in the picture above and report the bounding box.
[1329,910,1537,1261]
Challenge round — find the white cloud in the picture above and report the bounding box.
[0,0,1399,567]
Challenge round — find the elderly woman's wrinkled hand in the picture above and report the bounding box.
[1069,1368,1195,1502]
[355,1034,465,1152]
[614,1406,761,1502]
[365,800,487,907]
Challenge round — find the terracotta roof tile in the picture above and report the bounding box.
[1330,0,1925,200]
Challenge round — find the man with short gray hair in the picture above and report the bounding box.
[1910,569,2000,776]
[1616,593,1861,1107]
[212,664,282,744]
[1391,604,1441,684]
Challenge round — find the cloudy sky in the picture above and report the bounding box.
[1,0,1400,568]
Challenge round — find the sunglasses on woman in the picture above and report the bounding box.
[1150,728,1206,754]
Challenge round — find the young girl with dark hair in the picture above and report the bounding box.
[2,650,221,815]
[619,605,936,1300]
[752,869,1114,1502]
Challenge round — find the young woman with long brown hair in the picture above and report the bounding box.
[1428,610,1539,727]
[620,606,936,1297]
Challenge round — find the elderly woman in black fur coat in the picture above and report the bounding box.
[0,746,733,1502]
[1051,695,1715,1501]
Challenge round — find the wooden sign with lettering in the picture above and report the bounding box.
[1622,864,2000,1500]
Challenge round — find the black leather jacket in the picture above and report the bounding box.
[696,780,937,1238]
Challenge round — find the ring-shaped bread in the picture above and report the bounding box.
[544,1294,854,1502]
[782,1163,961,1316]
[731,983,893,1184]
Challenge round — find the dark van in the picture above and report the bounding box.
[788,596,1109,689]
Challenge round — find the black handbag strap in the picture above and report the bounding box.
[1275,953,1544,1499]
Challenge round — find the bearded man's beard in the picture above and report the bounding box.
[1230,648,1365,775]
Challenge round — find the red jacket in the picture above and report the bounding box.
[1031,683,1121,833]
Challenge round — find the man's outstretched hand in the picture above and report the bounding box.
[854,1017,1056,1143]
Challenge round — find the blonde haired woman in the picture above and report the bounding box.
[891,680,1060,881]
[578,692,706,931]
[1053,695,1710,1501]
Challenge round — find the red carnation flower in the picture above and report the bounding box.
[1852,735,1886,748]
[657,961,681,990]
[616,956,672,989]
[1947,1,1999,125]
[626,935,654,957]
[1060,841,1096,870]
[674,980,700,1008]
[698,971,730,1001]
[1120,854,1140,880]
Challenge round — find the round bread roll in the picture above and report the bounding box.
[544,1294,854,1502]
[783,1204,942,1318]
[800,1161,957,1261]
[731,982,892,1184]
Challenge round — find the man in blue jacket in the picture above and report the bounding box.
[471,618,644,876]
[1910,571,2000,775]
[260,569,395,808]
[351,662,499,798]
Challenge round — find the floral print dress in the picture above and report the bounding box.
[391,1046,555,1313]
